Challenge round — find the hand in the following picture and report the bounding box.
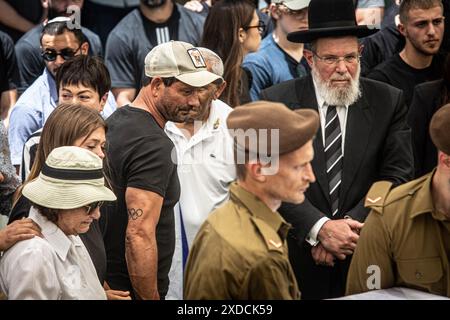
[311,243,335,267]
[318,219,363,260]
[105,289,132,300]
[184,0,204,12]
[0,172,4,183]
[0,218,42,251]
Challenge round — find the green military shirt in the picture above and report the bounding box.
[346,170,450,297]
[184,182,300,300]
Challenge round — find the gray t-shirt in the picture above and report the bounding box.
[105,3,205,91]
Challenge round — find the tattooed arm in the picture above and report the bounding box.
[125,187,163,300]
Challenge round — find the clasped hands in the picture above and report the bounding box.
[311,218,363,267]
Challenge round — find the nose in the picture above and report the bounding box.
[427,22,437,36]
[304,163,316,183]
[55,54,66,66]
[187,91,201,108]
[94,146,105,159]
[90,207,101,220]
[335,59,348,74]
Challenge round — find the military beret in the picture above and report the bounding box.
[430,103,450,155]
[227,101,320,156]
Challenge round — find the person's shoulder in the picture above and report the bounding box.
[0,30,13,47]
[360,76,403,97]
[177,2,205,23]
[109,8,141,35]
[207,201,279,256]
[15,25,41,48]
[2,236,53,263]
[414,79,444,95]
[261,76,307,101]
[365,175,429,217]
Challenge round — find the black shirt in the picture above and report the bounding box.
[8,195,107,285]
[408,79,446,178]
[367,53,444,106]
[103,105,180,299]
[0,31,18,94]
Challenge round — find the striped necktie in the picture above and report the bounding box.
[324,105,343,216]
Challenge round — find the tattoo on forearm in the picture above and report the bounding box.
[128,208,143,220]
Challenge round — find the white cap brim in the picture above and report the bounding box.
[176,70,222,87]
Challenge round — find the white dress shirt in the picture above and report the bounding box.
[0,207,106,300]
[305,78,349,246]
[164,99,236,299]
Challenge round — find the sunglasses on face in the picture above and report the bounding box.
[84,201,104,215]
[41,44,82,62]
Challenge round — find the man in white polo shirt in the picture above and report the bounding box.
[165,47,236,300]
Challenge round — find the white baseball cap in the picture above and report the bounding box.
[144,41,223,87]
[271,0,311,10]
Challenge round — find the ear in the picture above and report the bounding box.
[214,81,227,99]
[269,4,281,20]
[41,0,49,9]
[247,161,266,183]
[80,42,89,55]
[149,77,164,97]
[303,49,314,67]
[397,22,406,37]
[358,44,364,55]
[99,92,108,112]
[238,27,247,44]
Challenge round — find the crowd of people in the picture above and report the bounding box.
[0,0,449,300]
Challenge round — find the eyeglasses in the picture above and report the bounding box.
[84,201,104,215]
[312,51,361,65]
[243,20,266,33]
[41,44,82,62]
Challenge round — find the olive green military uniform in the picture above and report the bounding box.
[346,170,450,297]
[184,182,301,300]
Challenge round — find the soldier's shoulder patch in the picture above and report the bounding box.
[364,181,393,214]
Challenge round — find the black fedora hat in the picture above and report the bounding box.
[287,0,379,43]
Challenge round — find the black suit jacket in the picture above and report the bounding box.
[408,79,445,178]
[261,75,413,299]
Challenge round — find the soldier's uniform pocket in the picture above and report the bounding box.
[397,257,444,293]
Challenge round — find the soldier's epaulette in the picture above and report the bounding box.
[364,181,393,214]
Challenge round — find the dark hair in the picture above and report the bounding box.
[399,0,443,23]
[56,55,111,99]
[201,0,256,107]
[442,53,450,105]
[142,76,177,87]
[31,203,60,223]
[40,20,86,46]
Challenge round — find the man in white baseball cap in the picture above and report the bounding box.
[102,40,223,300]
[243,0,311,100]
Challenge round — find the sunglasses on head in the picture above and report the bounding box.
[84,201,104,215]
[41,44,82,62]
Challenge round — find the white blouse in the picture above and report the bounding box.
[0,207,106,300]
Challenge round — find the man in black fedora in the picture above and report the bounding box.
[261,0,414,299]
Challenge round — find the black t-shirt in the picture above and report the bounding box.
[0,31,18,93]
[8,195,107,285]
[367,53,444,106]
[103,105,180,299]
[360,25,405,76]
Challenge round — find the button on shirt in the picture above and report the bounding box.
[164,99,236,299]
[8,68,117,166]
[0,207,106,300]
[305,78,349,246]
